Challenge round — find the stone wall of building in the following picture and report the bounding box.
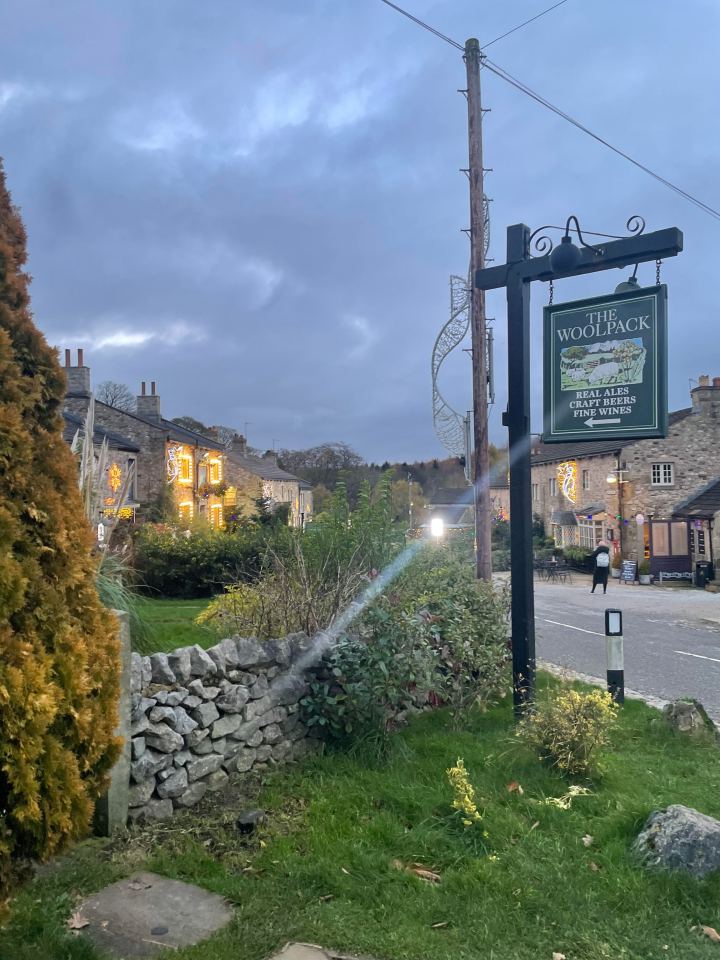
[532,452,618,545]
[128,632,319,822]
[65,395,168,509]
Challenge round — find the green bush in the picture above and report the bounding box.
[563,545,593,570]
[133,524,262,598]
[393,546,510,726]
[301,543,510,749]
[200,477,403,636]
[492,548,510,571]
[517,687,618,776]
[0,162,120,898]
[301,603,436,753]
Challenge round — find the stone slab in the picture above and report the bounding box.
[77,871,232,957]
[269,944,374,960]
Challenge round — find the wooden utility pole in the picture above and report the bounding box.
[465,37,492,580]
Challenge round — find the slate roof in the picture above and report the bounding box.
[673,478,720,519]
[429,487,474,507]
[62,412,140,452]
[226,450,301,483]
[161,418,222,448]
[531,408,693,465]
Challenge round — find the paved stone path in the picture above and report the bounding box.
[77,871,232,957]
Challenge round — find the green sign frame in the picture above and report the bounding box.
[543,284,668,443]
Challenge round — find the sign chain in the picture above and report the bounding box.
[548,279,554,305]
[656,259,662,284]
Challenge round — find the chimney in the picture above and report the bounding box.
[691,374,720,414]
[262,449,278,464]
[229,433,247,456]
[62,347,91,398]
[136,379,162,422]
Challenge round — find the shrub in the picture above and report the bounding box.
[393,545,510,726]
[0,162,120,898]
[638,559,650,576]
[200,477,403,636]
[491,548,510,571]
[517,687,618,776]
[611,551,622,570]
[300,541,510,748]
[133,524,262,598]
[301,603,436,752]
[563,546,593,570]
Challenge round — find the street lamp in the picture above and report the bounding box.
[430,516,445,538]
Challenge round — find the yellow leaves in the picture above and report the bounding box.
[447,758,482,825]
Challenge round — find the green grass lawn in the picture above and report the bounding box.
[137,597,215,654]
[4,679,720,960]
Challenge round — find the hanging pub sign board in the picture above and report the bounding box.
[543,284,668,443]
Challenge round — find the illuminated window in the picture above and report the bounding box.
[179,454,193,484]
[651,462,674,486]
[210,503,223,528]
[209,459,222,483]
[178,501,193,522]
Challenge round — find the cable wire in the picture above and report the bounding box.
[376,0,720,222]
[482,0,570,49]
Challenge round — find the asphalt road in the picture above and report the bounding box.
[533,574,720,722]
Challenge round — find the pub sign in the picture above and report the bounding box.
[543,284,668,443]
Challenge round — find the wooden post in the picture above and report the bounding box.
[465,38,492,580]
[94,610,131,835]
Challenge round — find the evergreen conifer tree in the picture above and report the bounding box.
[0,159,120,896]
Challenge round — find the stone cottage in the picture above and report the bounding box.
[531,376,720,581]
[61,349,311,528]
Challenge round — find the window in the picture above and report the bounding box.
[651,462,674,486]
[651,520,689,557]
[209,459,222,483]
[698,529,706,555]
[179,454,193,483]
[549,477,557,496]
[582,469,589,491]
[532,483,538,501]
[178,501,193,522]
[578,520,603,549]
[210,503,223,529]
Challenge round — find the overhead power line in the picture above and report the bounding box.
[377,0,720,222]
[482,0,570,49]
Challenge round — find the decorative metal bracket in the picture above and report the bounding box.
[527,215,646,259]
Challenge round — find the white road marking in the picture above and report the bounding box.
[540,618,605,637]
[674,650,720,665]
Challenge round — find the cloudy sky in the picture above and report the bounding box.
[2,1,719,461]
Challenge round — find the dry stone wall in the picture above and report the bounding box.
[129,633,319,822]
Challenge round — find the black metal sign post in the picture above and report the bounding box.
[475,219,683,715]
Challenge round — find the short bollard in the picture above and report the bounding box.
[605,608,624,704]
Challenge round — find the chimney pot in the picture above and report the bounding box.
[77,348,84,367]
[151,381,156,396]
[713,377,720,389]
[699,374,710,387]
[141,381,146,397]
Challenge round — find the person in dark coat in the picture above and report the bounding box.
[590,540,611,594]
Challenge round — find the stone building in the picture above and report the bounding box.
[223,436,313,528]
[62,409,140,520]
[531,376,720,580]
[61,349,310,528]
